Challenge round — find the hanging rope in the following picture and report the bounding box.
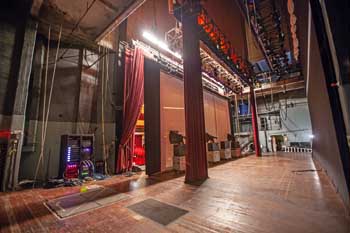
[33,25,62,186]
[40,24,50,178]
[101,47,109,175]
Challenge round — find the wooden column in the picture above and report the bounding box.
[182,4,208,183]
[250,87,261,156]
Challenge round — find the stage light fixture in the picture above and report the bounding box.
[142,31,182,59]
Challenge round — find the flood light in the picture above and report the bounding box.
[142,30,182,59]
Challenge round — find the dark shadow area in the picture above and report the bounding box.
[127,198,188,225]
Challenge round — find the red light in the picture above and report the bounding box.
[0,130,11,139]
[197,15,205,26]
[196,7,250,77]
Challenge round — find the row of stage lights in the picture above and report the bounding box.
[197,8,251,80]
[249,0,290,77]
[139,32,227,95]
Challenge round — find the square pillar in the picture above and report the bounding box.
[250,87,261,156]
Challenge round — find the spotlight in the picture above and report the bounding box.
[142,31,182,59]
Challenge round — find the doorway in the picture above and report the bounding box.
[271,135,284,152]
[133,105,145,171]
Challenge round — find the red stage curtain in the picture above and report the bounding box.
[116,48,144,173]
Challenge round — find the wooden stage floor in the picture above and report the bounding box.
[0,153,349,232]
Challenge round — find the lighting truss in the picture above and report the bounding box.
[172,2,252,86]
[244,0,292,77]
[132,40,226,96]
[200,48,244,94]
[165,21,183,52]
[165,24,245,94]
[196,7,251,82]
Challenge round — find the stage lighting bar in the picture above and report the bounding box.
[132,39,226,96]
[142,31,182,59]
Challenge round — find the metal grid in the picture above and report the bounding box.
[165,23,245,94]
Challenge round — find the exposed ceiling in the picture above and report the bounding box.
[31,0,145,47]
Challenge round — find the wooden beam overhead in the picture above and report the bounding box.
[95,0,146,42]
[97,0,120,12]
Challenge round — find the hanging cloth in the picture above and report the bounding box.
[116,48,144,173]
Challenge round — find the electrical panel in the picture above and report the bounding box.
[0,131,21,191]
[0,131,10,191]
[59,134,94,179]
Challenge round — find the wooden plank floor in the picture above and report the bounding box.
[0,153,349,233]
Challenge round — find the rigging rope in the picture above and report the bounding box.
[33,24,62,186]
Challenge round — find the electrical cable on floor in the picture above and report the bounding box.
[291,169,321,173]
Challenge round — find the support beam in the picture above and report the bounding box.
[2,18,38,190]
[250,87,261,156]
[95,0,146,42]
[234,94,240,134]
[182,4,208,183]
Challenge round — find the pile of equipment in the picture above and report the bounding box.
[169,130,186,171]
[206,133,220,163]
[228,134,242,158]
[59,134,94,180]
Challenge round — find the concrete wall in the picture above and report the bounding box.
[257,97,312,152]
[0,22,17,117]
[0,13,38,188]
[19,44,118,180]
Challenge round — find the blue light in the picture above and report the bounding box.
[67,146,72,162]
[83,147,91,153]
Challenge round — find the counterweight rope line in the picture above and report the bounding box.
[39,24,50,181]
[101,47,109,175]
[33,24,62,186]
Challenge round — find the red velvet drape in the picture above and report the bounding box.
[116,48,144,173]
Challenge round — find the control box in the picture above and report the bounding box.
[59,134,94,179]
